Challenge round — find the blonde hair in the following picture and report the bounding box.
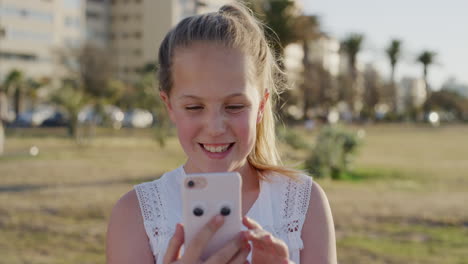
[158,2,301,179]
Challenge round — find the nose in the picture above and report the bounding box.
[204,109,227,137]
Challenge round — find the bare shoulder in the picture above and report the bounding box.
[106,189,154,264]
[300,181,337,264]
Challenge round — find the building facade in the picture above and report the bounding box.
[0,0,85,82]
[0,0,232,83]
[398,77,427,113]
[109,0,227,81]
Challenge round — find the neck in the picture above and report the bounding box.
[238,162,260,193]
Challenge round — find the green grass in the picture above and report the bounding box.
[1,124,468,263]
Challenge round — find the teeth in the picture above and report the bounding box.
[203,144,230,153]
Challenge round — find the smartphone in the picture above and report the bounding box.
[182,172,242,260]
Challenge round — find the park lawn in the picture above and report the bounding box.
[0,124,467,264]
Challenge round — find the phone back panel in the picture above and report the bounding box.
[182,172,242,260]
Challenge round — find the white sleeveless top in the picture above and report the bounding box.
[135,166,313,264]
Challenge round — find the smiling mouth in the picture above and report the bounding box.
[199,143,235,153]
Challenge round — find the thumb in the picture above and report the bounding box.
[163,223,185,264]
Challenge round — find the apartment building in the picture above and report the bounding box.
[0,0,85,82]
[0,0,231,83]
[109,0,227,81]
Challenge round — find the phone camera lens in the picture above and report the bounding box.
[187,180,195,188]
[220,206,231,216]
[193,207,204,216]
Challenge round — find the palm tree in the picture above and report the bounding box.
[417,50,436,96]
[386,39,402,111]
[341,33,364,116]
[246,0,298,59]
[386,39,402,84]
[294,15,321,119]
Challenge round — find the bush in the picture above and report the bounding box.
[277,126,310,150]
[305,125,362,180]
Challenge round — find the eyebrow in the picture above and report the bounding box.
[177,93,246,100]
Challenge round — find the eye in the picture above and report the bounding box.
[185,105,203,111]
[225,105,245,113]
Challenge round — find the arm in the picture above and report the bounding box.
[106,190,155,264]
[300,182,337,264]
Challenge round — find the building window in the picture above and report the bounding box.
[86,10,101,20]
[6,29,53,43]
[0,52,37,61]
[134,32,142,39]
[0,5,54,23]
[63,0,82,9]
[65,16,81,28]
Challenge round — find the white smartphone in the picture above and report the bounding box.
[181,172,242,260]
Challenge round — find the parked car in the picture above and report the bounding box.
[123,109,154,128]
[15,105,55,127]
[41,111,68,127]
[78,105,124,129]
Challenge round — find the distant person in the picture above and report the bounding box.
[106,3,336,264]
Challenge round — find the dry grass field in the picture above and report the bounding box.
[0,124,467,264]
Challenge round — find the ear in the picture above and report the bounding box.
[257,90,270,124]
[160,91,176,123]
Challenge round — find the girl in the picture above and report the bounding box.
[106,3,336,264]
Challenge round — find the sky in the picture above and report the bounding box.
[300,0,468,90]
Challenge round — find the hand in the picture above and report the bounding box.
[163,215,251,264]
[243,217,292,264]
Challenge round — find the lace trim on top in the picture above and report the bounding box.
[276,176,313,257]
[135,178,173,258]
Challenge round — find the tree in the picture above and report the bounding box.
[341,33,365,116]
[51,84,88,139]
[116,64,171,147]
[423,89,468,121]
[362,65,383,120]
[417,50,436,97]
[246,0,298,59]
[386,39,402,111]
[294,15,321,120]
[55,44,123,135]
[3,69,24,121]
[0,87,8,155]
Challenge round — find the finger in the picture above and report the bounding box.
[184,215,224,260]
[244,228,269,241]
[228,243,251,264]
[163,223,184,264]
[242,216,262,230]
[245,231,289,257]
[205,233,247,264]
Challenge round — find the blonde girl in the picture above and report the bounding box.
[106,3,336,264]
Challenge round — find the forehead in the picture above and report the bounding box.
[171,42,258,98]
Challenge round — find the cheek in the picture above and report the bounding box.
[173,115,198,143]
[232,111,257,141]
